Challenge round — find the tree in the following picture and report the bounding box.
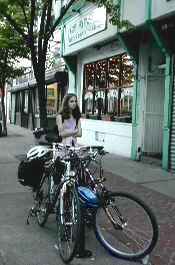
[0,0,76,128]
[0,23,29,136]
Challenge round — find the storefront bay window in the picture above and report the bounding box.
[82,53,134,123]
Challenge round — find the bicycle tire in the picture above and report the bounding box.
[94,192,158,260]
[56,185,81,263]
[36,174,50,227]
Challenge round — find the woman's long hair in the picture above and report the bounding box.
[59,93,81,121]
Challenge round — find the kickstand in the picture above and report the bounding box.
[140,255,152,265]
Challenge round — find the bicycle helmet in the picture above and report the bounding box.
[27,146,50,160]
[78,186,99,208]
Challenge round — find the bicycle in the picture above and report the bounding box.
[65,145,159,262]
[26,130,82,263]
[26,128,158,262]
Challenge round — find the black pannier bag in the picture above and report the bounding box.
[17,158,45,188]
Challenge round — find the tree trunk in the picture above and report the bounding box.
[37,75,48,128]
[0,87,7,136]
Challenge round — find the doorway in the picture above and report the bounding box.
[142,73,165,160]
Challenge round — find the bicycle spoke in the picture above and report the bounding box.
[95,192,158,260]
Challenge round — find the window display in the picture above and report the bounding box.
[83,53,134,123]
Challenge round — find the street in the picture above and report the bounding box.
[0,125,175,265]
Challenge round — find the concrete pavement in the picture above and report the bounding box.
[103,153,175,199]
[0,124,175,265]
[4,123,175,199]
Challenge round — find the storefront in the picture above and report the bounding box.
[61,3,134,156]
[10,70,68,129]
[60,0,174,164]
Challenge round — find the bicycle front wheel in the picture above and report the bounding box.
[56,185,81,263]
[95,192,158,260]
[36,174,50,227]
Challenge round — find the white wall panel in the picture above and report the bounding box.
[152,0,175,19]
[78,119,132,157]
[121,0,146,27]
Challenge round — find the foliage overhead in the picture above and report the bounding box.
[0,22,29,84]
[0,21,29,136]
[0,0,76,127]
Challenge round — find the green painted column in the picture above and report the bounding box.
[146,0,173,170]
[117,33,138,63]
[63,56,77,93]
[146,0,152,21]
[117,33,139,160]
[162,55,173,169]
[60,24,77,93]
[131,64,140,160]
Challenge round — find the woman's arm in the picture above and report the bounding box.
[56,114,78,138]
[75,119,82,137]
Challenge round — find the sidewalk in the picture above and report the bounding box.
[103,153,175,199]
[1,124,175,265]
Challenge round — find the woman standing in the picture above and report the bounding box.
[56,93,82,146]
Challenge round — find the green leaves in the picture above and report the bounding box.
[0,22,29,85]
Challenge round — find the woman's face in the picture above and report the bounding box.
[68,96,77,110]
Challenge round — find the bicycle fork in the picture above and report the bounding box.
[104,203,127,230]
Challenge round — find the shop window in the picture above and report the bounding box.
[83,53,134,122]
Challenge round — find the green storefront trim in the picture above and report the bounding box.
[117,32,139,160]
[131,65,140,160]
[146,0,173,170]
[162,55,173,169]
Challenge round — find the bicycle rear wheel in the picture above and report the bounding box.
[36,174,50,227]
[56,185,81,263]
[95,192,158,260]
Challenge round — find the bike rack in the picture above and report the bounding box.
[75,207,93,258]
[140,255,152,265]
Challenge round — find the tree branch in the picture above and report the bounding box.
[29,0,35,37]
[0,10,27,41]
[29,0,38,70]
[38,1,47,58]
[42,0,52,54]
[49,0,76,39]
[16,0,30,31]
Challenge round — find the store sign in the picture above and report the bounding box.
[66,7,106,46]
